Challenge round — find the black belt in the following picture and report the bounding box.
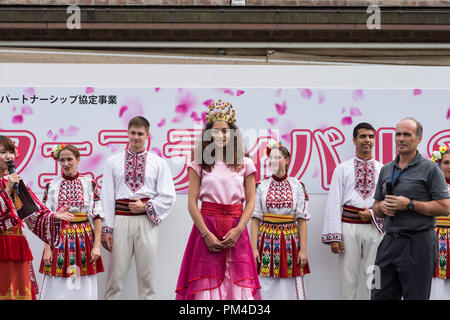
[386,228,433,238]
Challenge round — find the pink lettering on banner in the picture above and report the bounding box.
[375,127,396,164]
[38,141,94,189]
[247,136,275,182]
[6,127,448,194]
[427,130,450,157]
[163,129,202,192]
[0,130,36,174]
[313,128,345,190]
[287,130,313,181]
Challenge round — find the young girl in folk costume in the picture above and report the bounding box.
[430,145,450,300]
[0,135,74,300]
[250,141,310,300]
[175,99,261,300]
[39,144,104,300]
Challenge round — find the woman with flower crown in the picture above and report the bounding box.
[430,144,450,299]
[175,99,261,300]
[250,141,310,300]
[38,144,104,300]
[0,135,74,300]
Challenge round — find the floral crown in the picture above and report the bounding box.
[51,144,66,160]
[430,145,449,164]
[206,99,236,124]
[264,140,283,157]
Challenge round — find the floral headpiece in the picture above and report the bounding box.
[51,144,66,160]
[206,99,236,124]
[264,140,283,157]
[430,145,449,164]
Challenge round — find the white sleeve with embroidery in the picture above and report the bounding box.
[252,183,264,221]
[145,159,176,226]
[88,179,104,223]
[295,180,310,220]
[42,181,56,211]
[100,158,115,234]
[0,188,19,231]
[322,165,344,244]
[22,184,62,247]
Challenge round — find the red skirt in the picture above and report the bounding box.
[0,225,37,300]
[257,214,310,278]
[39,220,104,277]
[434,217,450,279]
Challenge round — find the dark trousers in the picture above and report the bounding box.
[370,229,438,300]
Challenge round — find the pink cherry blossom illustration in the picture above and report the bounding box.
[172,92,196,123]
[203,99,214,107]
[220,88,234,96]
[299,89,312,99]
[266,118,278,125]
[21,105,33,115]
[118,98,145,127]
[275,101,287,115]
[119,106,128,118]
[23,87,35,99]
[341,116,353,125]
[79,154,103,171]
[350,107,362,117]
[63,126,79,137]
[311,167,319,178]
[318,91,325,104]
[281,133,291,144]
[151,148,163,158]
[352,89,364,101]
[12,115,23,124]
[47,130,55,139]
[157,118,166,127]
[190,111,204,122]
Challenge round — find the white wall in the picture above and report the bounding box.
[5,63,450,300]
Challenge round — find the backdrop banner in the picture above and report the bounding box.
[1,86,449,194]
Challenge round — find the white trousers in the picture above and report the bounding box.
[430,278,450,300]
[259,276,306,300]
[104,215,158,300]
[339,222,383,300]
[40,274,98,300]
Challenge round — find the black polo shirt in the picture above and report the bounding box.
[374,151,449,233]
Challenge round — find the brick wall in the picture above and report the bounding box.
[0,0,449,6]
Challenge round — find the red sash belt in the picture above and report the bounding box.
[115,198,150,216]
[200,201,243,238]
[341,205,372,224]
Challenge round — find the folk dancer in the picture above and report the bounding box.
[322,122,384,299]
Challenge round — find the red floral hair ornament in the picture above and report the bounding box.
[264,140,283,157]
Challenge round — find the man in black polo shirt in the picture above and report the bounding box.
[371,118,450,300]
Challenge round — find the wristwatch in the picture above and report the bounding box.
[407,199,415,211]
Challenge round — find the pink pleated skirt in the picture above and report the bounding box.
[175,201,261,300]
